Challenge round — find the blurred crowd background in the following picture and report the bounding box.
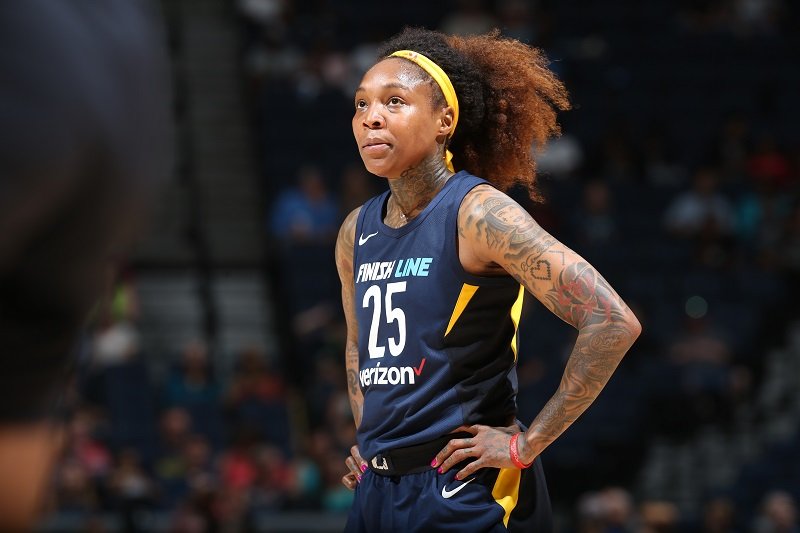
[38,0,800,531]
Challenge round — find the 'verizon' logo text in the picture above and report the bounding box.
[359,358,426,387]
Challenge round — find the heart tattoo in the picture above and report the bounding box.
[522,258,552,280]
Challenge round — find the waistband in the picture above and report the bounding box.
[368,432,473,477]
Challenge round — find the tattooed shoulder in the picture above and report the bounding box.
[458,186,556,274]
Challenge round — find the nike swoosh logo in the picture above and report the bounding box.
[441,478,474,499]
[358,231,379,245]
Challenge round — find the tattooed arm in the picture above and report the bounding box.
[434,185,641,479]
[335,207,363,428]
[337,208,370,491]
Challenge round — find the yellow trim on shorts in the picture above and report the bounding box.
[492,467,522,527]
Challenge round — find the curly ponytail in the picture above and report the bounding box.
[376,28,570,199]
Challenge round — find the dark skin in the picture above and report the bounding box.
[337,58,641,489]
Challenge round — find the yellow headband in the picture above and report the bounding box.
[390,50,459,172]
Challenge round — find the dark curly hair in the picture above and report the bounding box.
[376,27,570,199]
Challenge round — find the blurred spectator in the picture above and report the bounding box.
[154,408,193,506]
[670,317,731,367]
[305,355,338,427]
[285,439,323,509]
[214,488,250,532]
[167,467,217,533]
[110,273,141,323]
[318,51,357,97]
[755,491,799,533]
[732,0,785,35]
[695,221,737,270]
[737,182,790,255]
[239,0,299,94]
[642,128,688,188]
[67,409,112,482]
[602,488,635,533]
[216,431,259,528]
[237,0,286,33]
[699,496,737,533]
[325,390,357,456]
[158,408,192,457]
[269,166,339,244]
[577,491,607,533]
[677,1,732,34]
[183,434,213,480]
[251,444,291,510]
[713,114,750,181]
[108,448,156,529]
[169,501,213,533]
[226,347,284,401]
[89,276,143,368]
[440,0,499,36]
[639,501,680,533]
[284,457,321,510]
[536,134,585,179]
[91,317,141,368]
[164,340,220,410]
[226,346,291,452]
[497,0,536,44]
[244,37,302,86]
[576,486,635,533]
[319,450,353,512]
[746,135,792,189]
[601,129,638,183]
[219,433,258,493]
[571,180,619,247]
[55,459,98,515]
[667,316,736,432]
[664,167,736,237]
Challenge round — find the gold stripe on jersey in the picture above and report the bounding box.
[492,467,522,526]
[509,285,525,361]
[444,283,479,336]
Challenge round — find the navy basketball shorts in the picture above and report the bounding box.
[345,454,552,532]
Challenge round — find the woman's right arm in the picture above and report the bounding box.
[335,207,362,427]
[336,208,369,490]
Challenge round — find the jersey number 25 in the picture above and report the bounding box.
[362,281,407,358]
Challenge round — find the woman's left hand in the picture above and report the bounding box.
[431,424,529,480]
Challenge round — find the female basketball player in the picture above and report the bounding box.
[335,28,641,532]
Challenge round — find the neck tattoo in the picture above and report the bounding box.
[393,196,425,221]
[389,153,452,224]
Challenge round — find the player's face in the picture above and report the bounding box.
[353,59,448,179]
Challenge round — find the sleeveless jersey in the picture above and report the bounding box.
[353,171,525,460]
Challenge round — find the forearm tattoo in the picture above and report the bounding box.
[345,340,363,427]
[460,188,641,456]
[336,208,364,428]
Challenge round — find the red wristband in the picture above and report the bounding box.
[509,433,532,469]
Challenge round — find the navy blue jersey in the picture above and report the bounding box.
[353,171,524,460]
